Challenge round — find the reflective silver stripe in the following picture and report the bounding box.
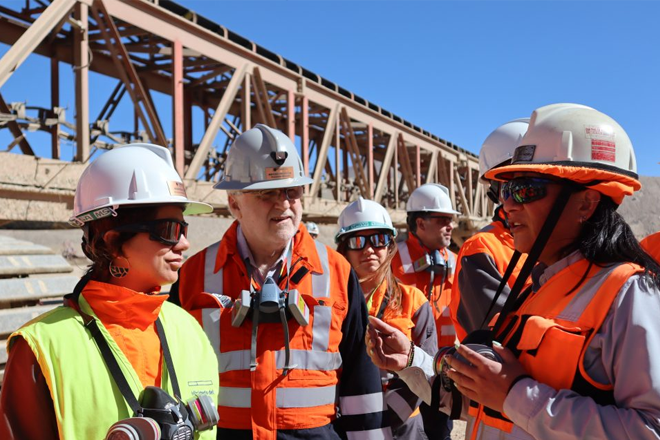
[385,389,414,422]
[397,242,415,274]
[201,308,222,371]
[203,241,223,293]
[447,250,456,276]
[441,325,456,335]
[219,350,251,372]
[312,304,332,352]
[340,392,385,415]
[558,263,622,321]
[218,387,251,408]
[312,241,330,298]
[276,386,337,408]
[347,427,393,440]
[275,349,342,370]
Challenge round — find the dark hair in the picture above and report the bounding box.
[406,212,428,234]
[576,195,660,288]
[336,232,403,312]
[82,206,158,283]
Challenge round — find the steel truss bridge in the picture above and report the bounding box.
[0,0,493,243]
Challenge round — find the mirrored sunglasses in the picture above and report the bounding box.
[248,186,304,203]
[500,177,553,204]
[346,233,392,251]
[114,219,189,246]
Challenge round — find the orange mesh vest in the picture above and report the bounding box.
[465,258,642,439]
[178,222,350,440]
[392,238,456,347]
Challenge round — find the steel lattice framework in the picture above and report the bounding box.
[0,0,493,243]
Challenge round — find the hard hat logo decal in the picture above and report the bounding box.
[512,145,536,163]
[591,139,616,163]
[167,181,188,197]
[265,166,294,180]
[270,151,288,165]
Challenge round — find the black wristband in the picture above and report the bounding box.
[507,374,532,395]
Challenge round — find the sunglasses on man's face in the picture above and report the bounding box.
[500,177,554,204]
[114,219,189,246]
[247,186,304,204]
[346,233,392,251]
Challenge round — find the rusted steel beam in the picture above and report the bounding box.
[90,0,167,146]
[0,94,35,155]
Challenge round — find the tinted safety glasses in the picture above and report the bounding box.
[500,177,555,204]
[346,233,392,251]
[248,186,303,204]
[114,219,188,246]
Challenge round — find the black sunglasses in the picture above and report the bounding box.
[500,177,555,204]
[114,219,189,246]
[346,233,392,251]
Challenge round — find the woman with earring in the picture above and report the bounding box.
[336,197,448,440]
[0,144,219,440]
[366,104,660,439]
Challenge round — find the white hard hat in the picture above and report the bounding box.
[485,103,640,205]
[479,118,529,183]
[215,124,313,190]
[70,143,213,226]
[306,221,320,236]
[406,183,459,215]
[335,197,397,243]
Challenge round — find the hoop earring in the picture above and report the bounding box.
[109,256,130,278]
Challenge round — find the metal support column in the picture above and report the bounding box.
[172,39,184,175]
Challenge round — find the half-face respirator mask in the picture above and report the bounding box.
[413,249,452,274]
[230,272,309,374]
[106,386,218,440]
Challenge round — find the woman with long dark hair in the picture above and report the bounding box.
[366,103,660,439]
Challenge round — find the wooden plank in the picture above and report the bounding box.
[0,276,78,304]
[0,304,58,335]
[0,255,73,276]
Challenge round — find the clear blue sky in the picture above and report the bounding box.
[1,1,658,176]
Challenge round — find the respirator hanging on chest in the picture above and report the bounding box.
[413,249,452,274]
[231,276,309,327]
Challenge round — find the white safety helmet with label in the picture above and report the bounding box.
[69,143,213,226]
[479,118,529,183]
[485,103,640,205]
[305,221,320,237]
[335,197,397,243]
[406,183,459,216]
[215,124,313,191]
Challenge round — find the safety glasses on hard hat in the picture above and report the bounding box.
[346,233,392,251]
[500,177,555,204]
[247,186,304,204]
[114,219,188,246]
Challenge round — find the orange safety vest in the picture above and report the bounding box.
[392,238,456,347]
[641,231,660,263]
[465,258,642,439]
[449,218,529,342]
[178,222,349,440]
[368,280,429,420]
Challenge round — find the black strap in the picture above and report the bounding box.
[491,185,576,337]
[85,318,143,414]
[155,318,181,399]
[480,250,522,329]
[376,291,390,320]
